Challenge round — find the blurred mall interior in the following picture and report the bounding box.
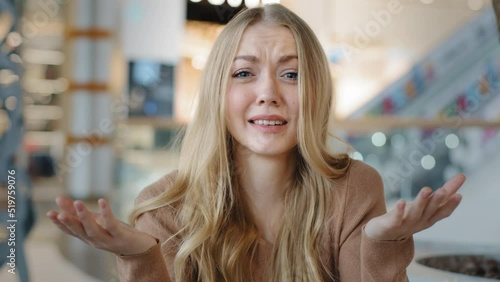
[0,0,500,281]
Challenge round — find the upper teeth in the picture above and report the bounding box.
[253,120,285,126]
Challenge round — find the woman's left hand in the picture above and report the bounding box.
[364,173,466,241]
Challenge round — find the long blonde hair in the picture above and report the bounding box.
[129,4,350,281]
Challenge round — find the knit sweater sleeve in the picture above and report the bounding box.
[337,161,414,282]
[115,172,179,282]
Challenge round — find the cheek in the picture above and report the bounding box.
[225,93,248,130]
[288,95,300,120]
[227,89,252,116]
[225,87,237,117]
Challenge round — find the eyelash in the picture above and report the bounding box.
[233,71,252,78]
[232,71,298,80]
[283,72,298,80]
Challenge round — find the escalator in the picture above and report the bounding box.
[341,8,500,280]
[344,6,500,200]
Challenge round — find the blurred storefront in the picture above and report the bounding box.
[0,0,499,281]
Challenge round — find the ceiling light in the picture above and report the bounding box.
[208,0,225,5]
[228,0,242,7]
[245,0,259,8]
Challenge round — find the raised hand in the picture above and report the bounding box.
[364,173,466,241]
[46,196,157,256]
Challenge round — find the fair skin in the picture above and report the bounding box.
[47,22,464,257]
[225,22,300,242]
[365,174,464,241]
[46,197,156,256]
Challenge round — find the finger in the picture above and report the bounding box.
[47,211,76,236]
[428,194,462,225]
[56,196,78,216]
[46,210,59,221]
[57,211,89,239]
[74,200,112,241]
[422,174,465,219]
[97,198,120,236]
[421,187,449,220]
[388,199,406,226]
[404,187,432,221]
[440,173,466,196]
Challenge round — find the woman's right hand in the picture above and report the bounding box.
[46,196,157,256]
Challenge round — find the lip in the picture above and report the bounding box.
[248,115,288,123]
[248,115,288,133]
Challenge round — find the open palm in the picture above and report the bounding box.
[46,196,157,256]
[365,174,466,241]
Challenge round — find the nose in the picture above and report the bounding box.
[256,73,281,106]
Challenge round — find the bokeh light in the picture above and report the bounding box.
[372,132,387,147]
[445,134,460,149]
[421,155,436,170]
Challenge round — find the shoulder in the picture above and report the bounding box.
[346,159,383,189]
[331,160,387,242]
[135,170,179,205]
[132,170,180,242]
[324,160,387,256]
[331,159,385,218]
[334,159,383,193]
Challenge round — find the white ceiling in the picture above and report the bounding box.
[281,0,496,117]
[286,0,492,58]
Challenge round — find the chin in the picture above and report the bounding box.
[246,144,297,158]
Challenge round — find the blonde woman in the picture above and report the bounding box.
[48,4,465,282]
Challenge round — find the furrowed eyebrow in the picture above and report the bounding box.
[233,55,298,64]
[234,55,258,63]
[277,55,298,64]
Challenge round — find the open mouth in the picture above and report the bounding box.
[249,120,288,126]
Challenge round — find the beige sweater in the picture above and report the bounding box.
[116,160,414,281]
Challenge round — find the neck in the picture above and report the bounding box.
[233,145,297,242]
[234,146,297,204]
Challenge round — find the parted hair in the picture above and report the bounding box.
[129,4,350,281]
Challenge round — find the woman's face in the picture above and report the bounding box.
[226,22,299,158]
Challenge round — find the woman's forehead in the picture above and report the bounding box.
[240,22,295,43]
[235,22,297,57]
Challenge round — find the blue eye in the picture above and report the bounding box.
[284,72,298,80]
[233,71,252,78]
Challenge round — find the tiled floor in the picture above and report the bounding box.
[0,240,102,282]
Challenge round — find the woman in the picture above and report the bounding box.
[47,4,465,281]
